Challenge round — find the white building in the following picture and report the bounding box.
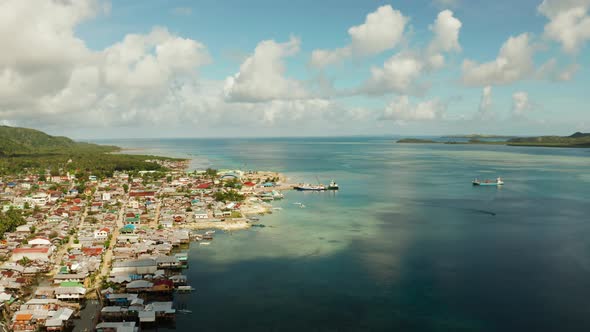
[55,286,86,301]
[28,237,52,246]
[94,228,110,241]
[194,210,208,219]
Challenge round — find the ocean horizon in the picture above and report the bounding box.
[87,136,590,332]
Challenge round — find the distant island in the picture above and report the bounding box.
[442,134,516,139]
[0,125,186,176]
[398,132,590,148]
[507,132,590,147]
[396,138,439,143]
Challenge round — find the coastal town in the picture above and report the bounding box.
[0,160,292,332]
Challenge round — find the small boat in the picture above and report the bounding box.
[176,286,195,293]
[300,204,306,208]
[473,177,504,186]
[327,180,339,190]
[273,207,282,211]
[200,242,211,245]
[178,309,193,313]
[205,230,216,235]
[293,202,302,205]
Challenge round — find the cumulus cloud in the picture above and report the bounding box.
[477,86,494,120]
[380,96,444,122]
[536,58,580,81]
[427,10,462,68]
[0,0,212,129]
[310,5,408,68]
[538,0,590,53]
[462,33,535,86]
[361,52,425,95]
[224,37,308,102]
[512,91,532,117]
[355,10,460,96]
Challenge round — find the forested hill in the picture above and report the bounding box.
[507,132,590,147]
[0,126,179,176]
[0,125,117,156]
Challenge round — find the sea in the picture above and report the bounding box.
[92,137,590,331]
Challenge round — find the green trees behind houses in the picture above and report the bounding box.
[0,208,26,239]
[213,189,245,202]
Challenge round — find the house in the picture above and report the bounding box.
[112,259,157,275]
[28,237,52,246]
[156,256,181,269]
[15,225,31,234]
[82,247,104,256]
[94,228,110,240]
[47,215,62,222]
[102,193,111,201]
[126,280,153,292]
[11,247,52,262]
[194,210,208,219]
[95,321,137,332]
[197,183,211,189]
[152,279,173,292]
[91,202,103,212]
[54,284,86,301]
[30,193,48,206]
[53,273,87,284]
[45,308,74,332]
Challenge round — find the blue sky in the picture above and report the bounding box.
[1,0,589,138]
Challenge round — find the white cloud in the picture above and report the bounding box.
[224,37,308,102]
[428,10,462,68]
[310,5,408,68]
[362,52,425,95]
[477,86,494,120]
[512,91,531,117]
[426,10,462,69]
[538,0,590,53]
[462,33,535,86]
[0,0,212,128]
[428,10,462,57]
[536,58,580,81]
[381,96,444,122]
[310,48,352,69]
[0,0,100,109]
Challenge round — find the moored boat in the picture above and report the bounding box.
[293,184,326,191]
[473,177,504,186]
[327,180,339,190]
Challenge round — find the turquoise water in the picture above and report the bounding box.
[96,137,590,331]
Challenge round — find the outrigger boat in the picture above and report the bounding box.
[473,177,504,186]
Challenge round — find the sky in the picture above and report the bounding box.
[0,0,589,139]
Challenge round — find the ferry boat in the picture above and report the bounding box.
[473,177,504,186]
[327,180,339,190]
[293,184,326,191]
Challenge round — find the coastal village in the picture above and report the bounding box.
[0,160,292,332]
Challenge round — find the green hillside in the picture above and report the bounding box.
[0,125,117,156]
[507,132,590,147]
[0,126,179,176]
